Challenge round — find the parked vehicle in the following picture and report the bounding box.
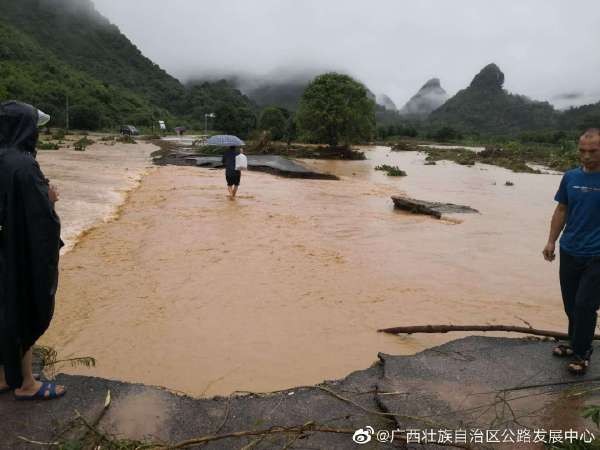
[120,125,139,136]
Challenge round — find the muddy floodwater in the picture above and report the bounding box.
[40,145,567,397]
[36,141,155,251]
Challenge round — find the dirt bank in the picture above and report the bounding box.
[2,337,597,449]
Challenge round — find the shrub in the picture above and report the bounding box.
[52,129,66,140]
[37,141,59,150]
[375,164,407,176]
[73,137,94,151]
[117,135,137,144]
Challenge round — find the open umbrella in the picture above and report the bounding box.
[206,135,245,146]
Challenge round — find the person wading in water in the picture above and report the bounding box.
[222,146,242,199]
[543,128,600,375]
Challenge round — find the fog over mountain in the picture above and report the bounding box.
[400,78,448,116]
[377,94,398,112]
[91,0,600,109]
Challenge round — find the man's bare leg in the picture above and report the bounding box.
[13,348,64,396]
[232,185,239,197]
[227,185,233,198]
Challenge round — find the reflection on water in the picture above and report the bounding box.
[41,146,568,397]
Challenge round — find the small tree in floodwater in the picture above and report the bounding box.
[296,73,375,147]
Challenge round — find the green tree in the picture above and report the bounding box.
[296,73,375,146]
[258,106,287,140]
[214,104,256,138]
[431,126,462,142]
[70,104,102,130]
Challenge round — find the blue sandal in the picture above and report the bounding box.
[14,382,66,401]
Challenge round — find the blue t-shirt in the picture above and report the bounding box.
[554,167,600,256]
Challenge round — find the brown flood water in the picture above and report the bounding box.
[40,146,566,397]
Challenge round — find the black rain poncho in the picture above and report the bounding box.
[0,101,61,388]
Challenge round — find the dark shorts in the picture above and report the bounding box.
[226,170,241,186]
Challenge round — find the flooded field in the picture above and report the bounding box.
[40,145,567,397]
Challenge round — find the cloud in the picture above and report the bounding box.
[91,0,600,108]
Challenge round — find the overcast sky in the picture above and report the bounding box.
[92,0,600,109]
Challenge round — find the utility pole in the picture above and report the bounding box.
[65,94,69,132]
[204,112,215,135]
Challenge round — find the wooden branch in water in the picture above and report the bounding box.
[378,324,600,340]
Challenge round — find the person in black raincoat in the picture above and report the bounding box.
[0,101,66,399]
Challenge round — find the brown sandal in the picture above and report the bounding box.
[553,343,574,357]
[568,354,590,375]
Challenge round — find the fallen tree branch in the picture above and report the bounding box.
[158,421,475,449]
[67,391,114,447]
[314,385,441,428]
[378,324,600,340]
[163,423,355,449]
[476,377,600,395]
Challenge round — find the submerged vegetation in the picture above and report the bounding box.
[429,141,578,173]
[37,141,59,150]
[375,164,407,176]
[73,137,94,151]
[116,135,137,144]
[378,124,588,176]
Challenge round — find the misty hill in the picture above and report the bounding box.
[377,94,398,111]
[230,74,394,114]
[242,80,308,111]
[0,0,186,112]
[0,20,166,129]
[429,64,558,134]
[183,80,257,135]
[400,78,448,117]
[560,101,600,131]
[0,0,259,131]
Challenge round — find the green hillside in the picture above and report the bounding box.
[0,0,186,112]
[184,80,257,136]
[429,64,558,134]
[0,20,169,129]
[0,0,256,131]
[560,102,600,131]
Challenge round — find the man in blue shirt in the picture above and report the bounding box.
[543,128,600,374]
